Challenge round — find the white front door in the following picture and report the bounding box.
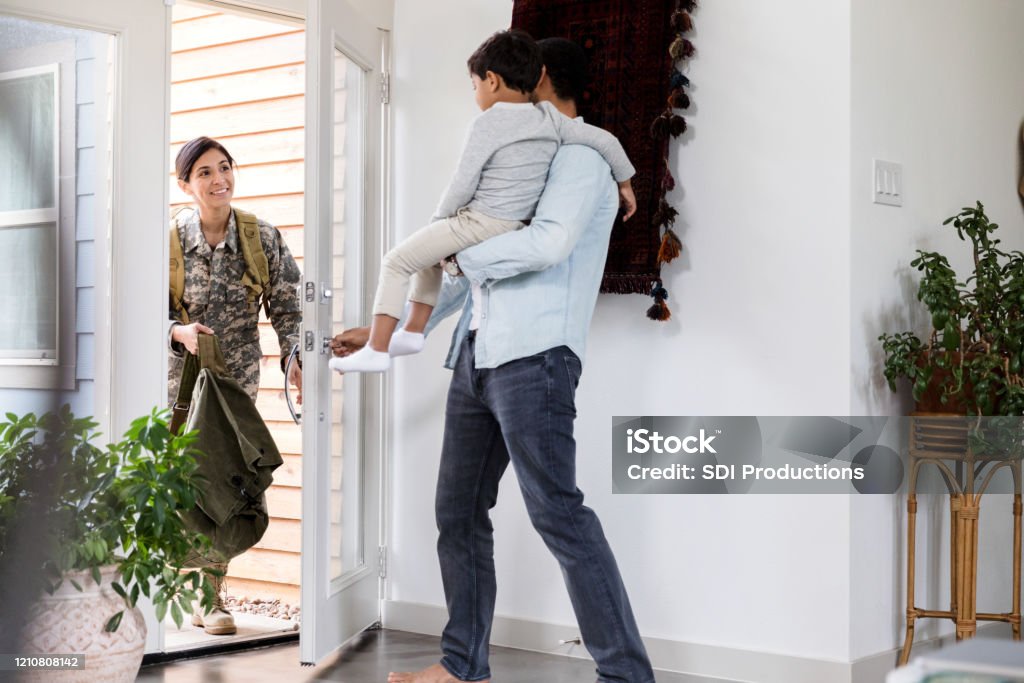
[299,0,386,665]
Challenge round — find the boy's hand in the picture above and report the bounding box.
[618,180,636,221]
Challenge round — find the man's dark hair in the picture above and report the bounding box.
[537,37,588,104]
[466,29,542,94]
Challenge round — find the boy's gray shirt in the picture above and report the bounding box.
[431,100,634,222]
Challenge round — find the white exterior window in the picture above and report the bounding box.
[0,16,92,393]
[0,64,60,365]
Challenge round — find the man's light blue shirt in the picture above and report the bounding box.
[423,144,619,369]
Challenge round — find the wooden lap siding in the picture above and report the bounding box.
[170,3,304,606]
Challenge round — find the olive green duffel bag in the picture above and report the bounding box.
[171,333,282,566]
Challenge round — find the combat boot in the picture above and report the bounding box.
[191,564,237,635]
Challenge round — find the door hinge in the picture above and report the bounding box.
[380,71,390,105]
[378,546,387,579]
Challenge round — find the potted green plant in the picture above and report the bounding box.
[880,202,1024,416]
[0,406,218,683]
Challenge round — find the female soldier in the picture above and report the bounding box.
[168,136,302,635]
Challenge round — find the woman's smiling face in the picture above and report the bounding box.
[179,147,234,211]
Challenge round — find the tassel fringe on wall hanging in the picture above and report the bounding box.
[646,0,696,321]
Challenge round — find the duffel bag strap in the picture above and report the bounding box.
[170,351,200,435]
[197,332,228,376]
[170,333,228,434]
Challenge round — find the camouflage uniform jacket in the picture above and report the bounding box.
[167,208,301,404]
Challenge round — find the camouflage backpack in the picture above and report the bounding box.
[168,207,271,323]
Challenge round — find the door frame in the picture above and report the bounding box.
[163,0,391,658]
[0,0,171,652]
[166,0,392,659]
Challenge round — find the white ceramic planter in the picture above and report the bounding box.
[18,565,146,683]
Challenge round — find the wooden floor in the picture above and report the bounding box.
[136,629,733,683]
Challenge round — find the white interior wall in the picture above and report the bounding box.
[849,0,1024,661]
[346,0,391,31]
[389,0,854,664]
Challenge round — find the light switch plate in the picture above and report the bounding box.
[873,159,903,207]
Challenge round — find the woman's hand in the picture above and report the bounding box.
[331,327,370,357]
[288,363,303,405]
[171,322,215,355]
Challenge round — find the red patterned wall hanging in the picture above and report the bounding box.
[511,0,695,320]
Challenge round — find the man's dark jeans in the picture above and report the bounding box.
[436,335,655,682]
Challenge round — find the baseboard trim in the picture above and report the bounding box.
[383,600,848,683]
[850,623,1009,683]
[384,601,1011,683]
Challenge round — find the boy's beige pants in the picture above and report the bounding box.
[373,208,521,318]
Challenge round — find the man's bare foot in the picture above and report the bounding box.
[386,663,488,683]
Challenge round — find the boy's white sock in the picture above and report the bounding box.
[389,329,425,357]
[329,347,391,373]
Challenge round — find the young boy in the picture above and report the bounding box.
[330,29,635,373]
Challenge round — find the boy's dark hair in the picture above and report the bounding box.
[466,29,542,94]
[176,136,236,182]
[537,37,588,104]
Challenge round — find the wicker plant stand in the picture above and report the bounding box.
[898,412,1023,665]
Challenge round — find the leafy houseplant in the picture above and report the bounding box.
[0,406,217,632]
[880,202,1024,415]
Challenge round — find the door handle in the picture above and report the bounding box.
[284,344,301,425]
